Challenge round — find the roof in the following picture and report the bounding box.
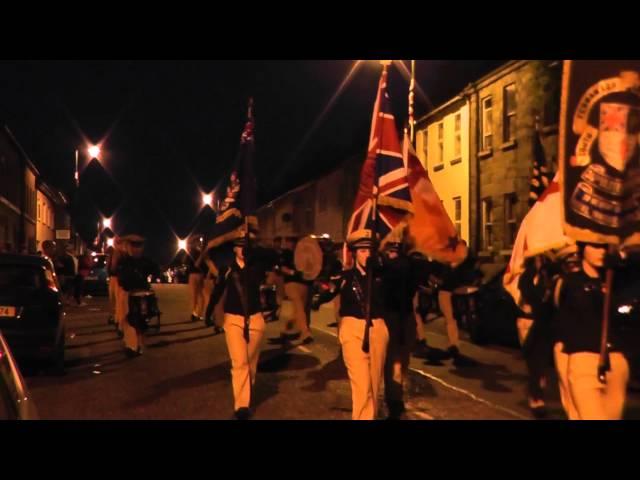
[2,125,41,177]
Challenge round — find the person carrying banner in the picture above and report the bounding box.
[338,230,389,420]
[209,235,271,420]
[553,242,632,420]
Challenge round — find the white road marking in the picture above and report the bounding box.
[311,323,529,420]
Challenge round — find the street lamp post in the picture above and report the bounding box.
[75,144,101,187]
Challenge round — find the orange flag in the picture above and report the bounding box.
[403,131,467,265]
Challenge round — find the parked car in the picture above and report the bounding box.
[0,332,38,419]
[0,254,65,374]
[83,253,109,296]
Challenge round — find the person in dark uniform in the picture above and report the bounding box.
[554,242,631,420]
[381,240,429,420]
[209,235,272,420]
[202,247,225,335]
[277,236,313,344]
[437,242,480,364]
[117,234,160,358]
[186,237,206,322]
[518,254,558,418]
[338,230,389,420]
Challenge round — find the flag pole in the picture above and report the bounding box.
[363,61,390,353]
[242,97,254,344]
[598,244,616,384]
[409,60,415,144]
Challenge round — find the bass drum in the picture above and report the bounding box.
[294,235,334,281]
[452,285,484,344]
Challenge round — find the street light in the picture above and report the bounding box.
[102,218,112,230]
[106,238,114,248]
[202,193,213,208]
[178,239,187,252]
[88,145,101,159]
[75,144,102,187]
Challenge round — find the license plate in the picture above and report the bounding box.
[0,306,16,317]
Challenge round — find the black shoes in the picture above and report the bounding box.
[530,406,548,420]
[386,401,406,420]
[234,407,251,420]
[191,314,199,322]
[125,347,141,358]
[413,339,430,358]
[204,317,214,327]
[213,326,224,335]
[447,345,460,358]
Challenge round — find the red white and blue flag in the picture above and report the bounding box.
[343,67,413,266]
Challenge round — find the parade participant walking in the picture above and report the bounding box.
[201,247,224,335]
[277,236,313,344]
[437,241,480,364]
[381,240,422,420]
[338,231,389,420]
[209,235,271,420]
[186,237,206,322]
[117,234,159,357]
[41,240,61,291]
[107,237,126,333]
[518,255,557,418]
[554,242,630,420]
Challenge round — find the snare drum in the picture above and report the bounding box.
[128,290,160,331]
[452,285,480,330]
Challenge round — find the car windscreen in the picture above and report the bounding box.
[0,265,43,292]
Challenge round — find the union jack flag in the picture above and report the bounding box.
[343,67,412,266]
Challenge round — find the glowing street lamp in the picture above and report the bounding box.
[102,218,112,230]
[106,238,115,248]
[88,145,101,159]
[75,143,102,187]
[202,193,213,208]
[178,239,187,252]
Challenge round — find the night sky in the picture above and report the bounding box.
[0,60,504,265]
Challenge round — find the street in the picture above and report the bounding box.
[22,284,640,420]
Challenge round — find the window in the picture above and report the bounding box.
[481,96,493,151]
[505,193,518,247]
[503,84,517,142]
[437,122,444,165]
[421,129,428,164]
[454,113,461,160]
[37,201,41,222]
[453,196,462,236]
[482,198,493,250]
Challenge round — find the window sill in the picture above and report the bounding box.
[450,157,462,166]
[433,163,445,172]
[478,149,493,160]
[541,124,559,135]
[501,140,517,151]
